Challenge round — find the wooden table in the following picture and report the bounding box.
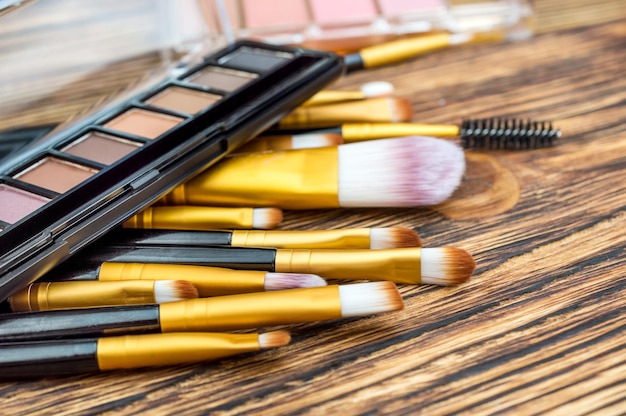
[2,1,625,414]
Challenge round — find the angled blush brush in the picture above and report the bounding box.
[158,137,466,209]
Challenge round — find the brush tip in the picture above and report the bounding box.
[252,208,283,229]
[339,281,404,317]
[390,97,413,122]
[361,81,394,98]
[291,133,344,149]
[258,330,291,349]
[338,136,466,207]
[370,228,421,249]
[264,273,327,290]
[460,118,561,149]
[421,247,476,286]
[154,280,199,303]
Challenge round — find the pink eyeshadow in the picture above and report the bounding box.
[0,184,50,224]
[309,0,377,24]
[242,0,310,28]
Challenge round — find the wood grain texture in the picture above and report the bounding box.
[1,0,625,415]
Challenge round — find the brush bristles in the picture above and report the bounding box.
[154,280,199,303]
[264,273,327,291]
[291,133,343,149]
[370,228,421,249]
[337,137,466,207]
[361,81,394,98]
[252,208,283,229]
[389,98,413,122]
[258,330,291,349]
[421,247,476,285]
[339,281,404,317]
[460,118,561,149]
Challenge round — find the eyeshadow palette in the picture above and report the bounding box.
[0,40,343,301]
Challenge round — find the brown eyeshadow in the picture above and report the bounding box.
[186,67,257,92]
[14,157,98,194]
[104,109,183,139]
[146,86,221,114]
[62,132,142,165]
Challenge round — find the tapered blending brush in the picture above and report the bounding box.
[277,97,413,129]
[43,263,326,297]
[8,280,199,312]
[158,137,466,209]
[104,228,421,250]
[264,119,561,150]
[0,282,404,342]
[301,81,394,106]
[0,330,291,378]
[123,206,283,230]
[43,246,475,287]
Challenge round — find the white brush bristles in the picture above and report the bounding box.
[258,331,291,349]
[337,137,466,207]
[339,281,404,317]
[264,273,327,291]
[252,208,283,229]
[361,81,394,98]
[154,280,199,303]
[291,133,343,149]
[421,247,476,285]
[369,227,421,249]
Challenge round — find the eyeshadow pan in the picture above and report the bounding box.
[104,109,184,139]
[218,47,292,72]
[186,67,257,92]
[15,157,98,194]
[146,86,222,115]
[62,132,142,165]
[0,184,50,224]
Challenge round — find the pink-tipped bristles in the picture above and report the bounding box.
[339,281,404,317]
[264,273,327,291]
[258,330,292,349]
[370,227,421,249]
[337,137,466,207]
[290,133,344,149]
[389,97,413,123]
[252,208,283,229]
[421,247,476,286]
[154,280,199,303]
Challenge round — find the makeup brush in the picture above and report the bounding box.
[0,330,291,378]
[277,97,413,129]
[342,30,520,73]
[265,119,561,150]
[0,282,404,342]
[106,228,421,250]
[8,280,198,312]
[158,137,465,209]
[234,132,343,154]
[124,206,283,230]
[43,245,475,286]
[302,81,394,107]
[43,263,326,297]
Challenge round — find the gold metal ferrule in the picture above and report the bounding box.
[302,90,366,107]
[275,248,422,284]
[8,280,157,311]
[359,32,452,68]
[160,147,339,209]
[279,98,400,128]
[341,123,460,141]
[158,285,342,332]
[123,206,258,230]
[98,263,266,297]
[230,229,372,249]
[97,332,260,370]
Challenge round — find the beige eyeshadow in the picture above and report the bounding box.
[146,86,221,114]
[15,157,98,194]
[62,132,142,165]
[104,109,184,139]
[186,67,257,92]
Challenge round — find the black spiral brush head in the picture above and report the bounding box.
[460,118,561,149]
